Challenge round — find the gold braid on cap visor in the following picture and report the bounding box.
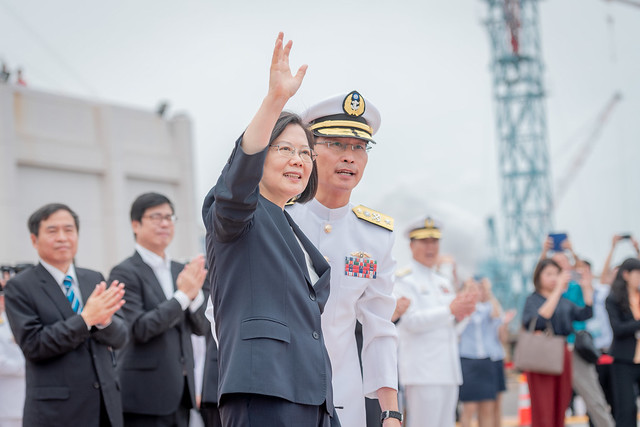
[309,120,373,139]
[409,229,442,240]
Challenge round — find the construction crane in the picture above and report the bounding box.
[554,92,622,207]
[482,0,554,310]
[605,0,640,8]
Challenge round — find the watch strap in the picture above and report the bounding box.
[380,410,403,424]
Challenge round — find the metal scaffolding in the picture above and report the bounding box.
[483,0,554,309]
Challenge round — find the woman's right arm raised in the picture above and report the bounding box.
[241,32,307,155]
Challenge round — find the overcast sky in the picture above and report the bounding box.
[1,0,639,276]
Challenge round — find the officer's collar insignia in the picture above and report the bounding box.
[343,91,366,117]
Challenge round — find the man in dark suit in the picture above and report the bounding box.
[4,203,127,427]
[109,192,208,427]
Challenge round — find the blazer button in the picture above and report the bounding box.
[309,293,316,301]
[312,331,320,340]
[93,382,100,389]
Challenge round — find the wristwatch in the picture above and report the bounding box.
[380,410,403,424]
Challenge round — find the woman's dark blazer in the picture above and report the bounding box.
[606,294,640,362]
[202,138,335,415]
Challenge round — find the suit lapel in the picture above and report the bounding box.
[285,211,330,279]
[35,264,75,319]
[287,214,330,279]
[76,268,95,305]
[262,198,311,284]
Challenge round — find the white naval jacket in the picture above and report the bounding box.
[393,260,463,386]
[0,311,26,422]
[287,199,398,427]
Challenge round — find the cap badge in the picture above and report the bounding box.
[342,91,366,117]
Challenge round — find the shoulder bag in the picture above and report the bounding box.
[574,330,601,364]
[513,316,565,375]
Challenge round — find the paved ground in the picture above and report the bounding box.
[457,369,594,427]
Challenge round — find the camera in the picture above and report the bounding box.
[1,263,35,280]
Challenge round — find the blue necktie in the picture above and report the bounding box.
[63,275,82,313]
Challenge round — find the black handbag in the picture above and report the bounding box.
[574,330,601,364]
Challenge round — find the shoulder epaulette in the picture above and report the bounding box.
[352,205,394,231]
[395,267,412,278]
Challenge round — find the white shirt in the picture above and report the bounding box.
[587,282,613,350]
[0,311,26,421]
[394,260,463,386]
[39,259,82,306]
[135,244,204,312]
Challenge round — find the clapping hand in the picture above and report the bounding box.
[176,254,207,300]
[81,280,126,327]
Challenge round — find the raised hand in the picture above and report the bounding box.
[503,309,517,324]
[557,270,571,292]
[268,32,308,102]
[612,234,624,247]
[241,32,308,155]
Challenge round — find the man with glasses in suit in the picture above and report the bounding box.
[109,192,209,427]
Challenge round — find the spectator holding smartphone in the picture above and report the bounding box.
[540,236,614,427]
[522,258,593,427]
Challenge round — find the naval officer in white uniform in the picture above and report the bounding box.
[287,91,401,427]
[393,218,476,427]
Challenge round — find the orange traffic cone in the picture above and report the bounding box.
[518,373,532,427]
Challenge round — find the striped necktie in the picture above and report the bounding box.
[63,275,82,313]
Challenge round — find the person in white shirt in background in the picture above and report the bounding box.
[393,217,476,427]
[458,277,495,427]
[0,273,26,427]
[480,278,516,427]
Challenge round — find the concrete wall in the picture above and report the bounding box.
[0,84,201,275]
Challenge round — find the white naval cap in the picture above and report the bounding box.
[301,90,381,144]
[405,216,443,240]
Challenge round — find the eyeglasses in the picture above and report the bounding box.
[269,142,317,163]
[143,213,177,224]
[315,140,370,154]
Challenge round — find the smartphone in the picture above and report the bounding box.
[619,234,632,240]
[549,232,568,252]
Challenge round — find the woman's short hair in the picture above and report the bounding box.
[270,111,318,204]
[532,258,561,292]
